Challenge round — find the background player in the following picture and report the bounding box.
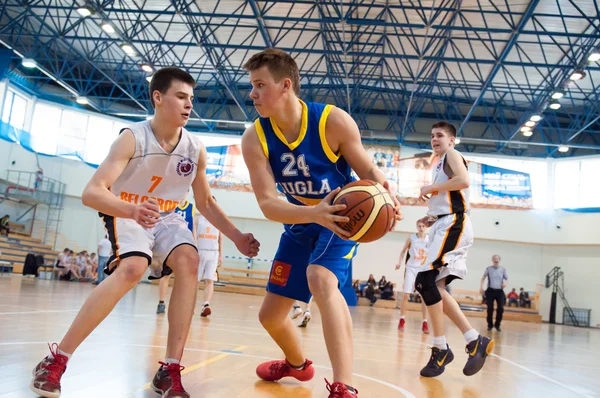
[156,198,196,314]
[291,297,313,327]
[195,196,223,318]
[414,121,493,378]
[395,220,429,333]
[241,49,401,397]
[30,67,259,398]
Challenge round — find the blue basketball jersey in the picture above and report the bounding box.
[175,201,195,232]
[254,100,354,211]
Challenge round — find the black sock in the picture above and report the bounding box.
[287,359,306,370]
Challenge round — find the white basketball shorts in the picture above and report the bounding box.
[403,266,420,294]
[198,249,219,282]
[416,212,473,283]
[101,211,197,279]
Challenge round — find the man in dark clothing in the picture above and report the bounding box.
[480,255,508,332]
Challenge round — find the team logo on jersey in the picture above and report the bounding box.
[176,157,195,177]
[436,162,442,171]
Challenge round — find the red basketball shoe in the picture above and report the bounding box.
[30,343,68,398]
[325,379,359,397]
[256,358,314,382]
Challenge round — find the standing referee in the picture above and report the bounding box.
[480,254,508,332]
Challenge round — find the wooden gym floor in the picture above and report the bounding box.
[0,274,598,398]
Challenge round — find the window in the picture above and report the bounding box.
[30,102,62,154]
[83,115,118,165]
[578,159,600,208]
[57,109,88,157]
[553,161,580,208]
[1,89,28,130]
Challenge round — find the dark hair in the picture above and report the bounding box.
[149,67,196,108]
[432,121,457,137]
[243,48,300,94]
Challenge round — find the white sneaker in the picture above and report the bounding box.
[292,306,303,319]
[299,311,311,327]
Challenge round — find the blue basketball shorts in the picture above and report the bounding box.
[266,223,358,303]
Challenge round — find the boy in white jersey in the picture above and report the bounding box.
[395,220,429,334]
[30,67,260,398]
[414,121,493,378]
[195,196,223,317]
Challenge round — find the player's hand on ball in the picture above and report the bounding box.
[235,233,260,258]
[383,181,403,231]
[314,187,351,238]
[133,198,161,228]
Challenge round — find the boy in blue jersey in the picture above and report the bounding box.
[241,49,402,397]
[156,199,196,314]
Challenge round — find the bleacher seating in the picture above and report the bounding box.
[0,234,59,274]
[7,222,30,237]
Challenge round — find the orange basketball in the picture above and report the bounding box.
[332,180,395,243]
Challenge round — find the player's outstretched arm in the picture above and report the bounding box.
[192,143,260,258]
[82,130,160,227]
[326,107,403,226]
[420,149,469,198]
[241,124,351,237]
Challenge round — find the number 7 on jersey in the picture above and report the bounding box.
[148,175,163,193]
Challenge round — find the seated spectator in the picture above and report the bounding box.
[519,288,531,308]
[364,274,377,306]
[352,280,361,297]
[0,214,10,236]
[362,274,376,295]
[507,288,519,307]
[77,251,93,281]
[381,281,395,300]
[89,253,98,277]
[378,275,388,293]
[56,248,70,279]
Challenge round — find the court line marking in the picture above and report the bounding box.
[136,344,247,392]
[355,331,595,397]
[489,353,595,398]
[4,342,416,398]
[0,309,79,315]
[126,344,416,398]
[1,298,593,395]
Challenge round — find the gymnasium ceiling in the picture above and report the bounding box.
[1,0,599,157]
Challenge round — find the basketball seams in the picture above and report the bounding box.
[365,203,395,242]
[332,180,395,242]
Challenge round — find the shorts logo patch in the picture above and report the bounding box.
[176,157,195,177]
[270,261,291,287]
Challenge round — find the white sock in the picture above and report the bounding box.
[463,329,479,343]
[164,358,180,365]
[432,336,447,350]
[422,319,427,323]
[400,316,405,320]
[51,348,72,360]
[203,301,210,307]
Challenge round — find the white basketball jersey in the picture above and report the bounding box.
[428,152,470,216]
[110,120,201,216]
[407,233,429,267]
[195,213,220,251]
